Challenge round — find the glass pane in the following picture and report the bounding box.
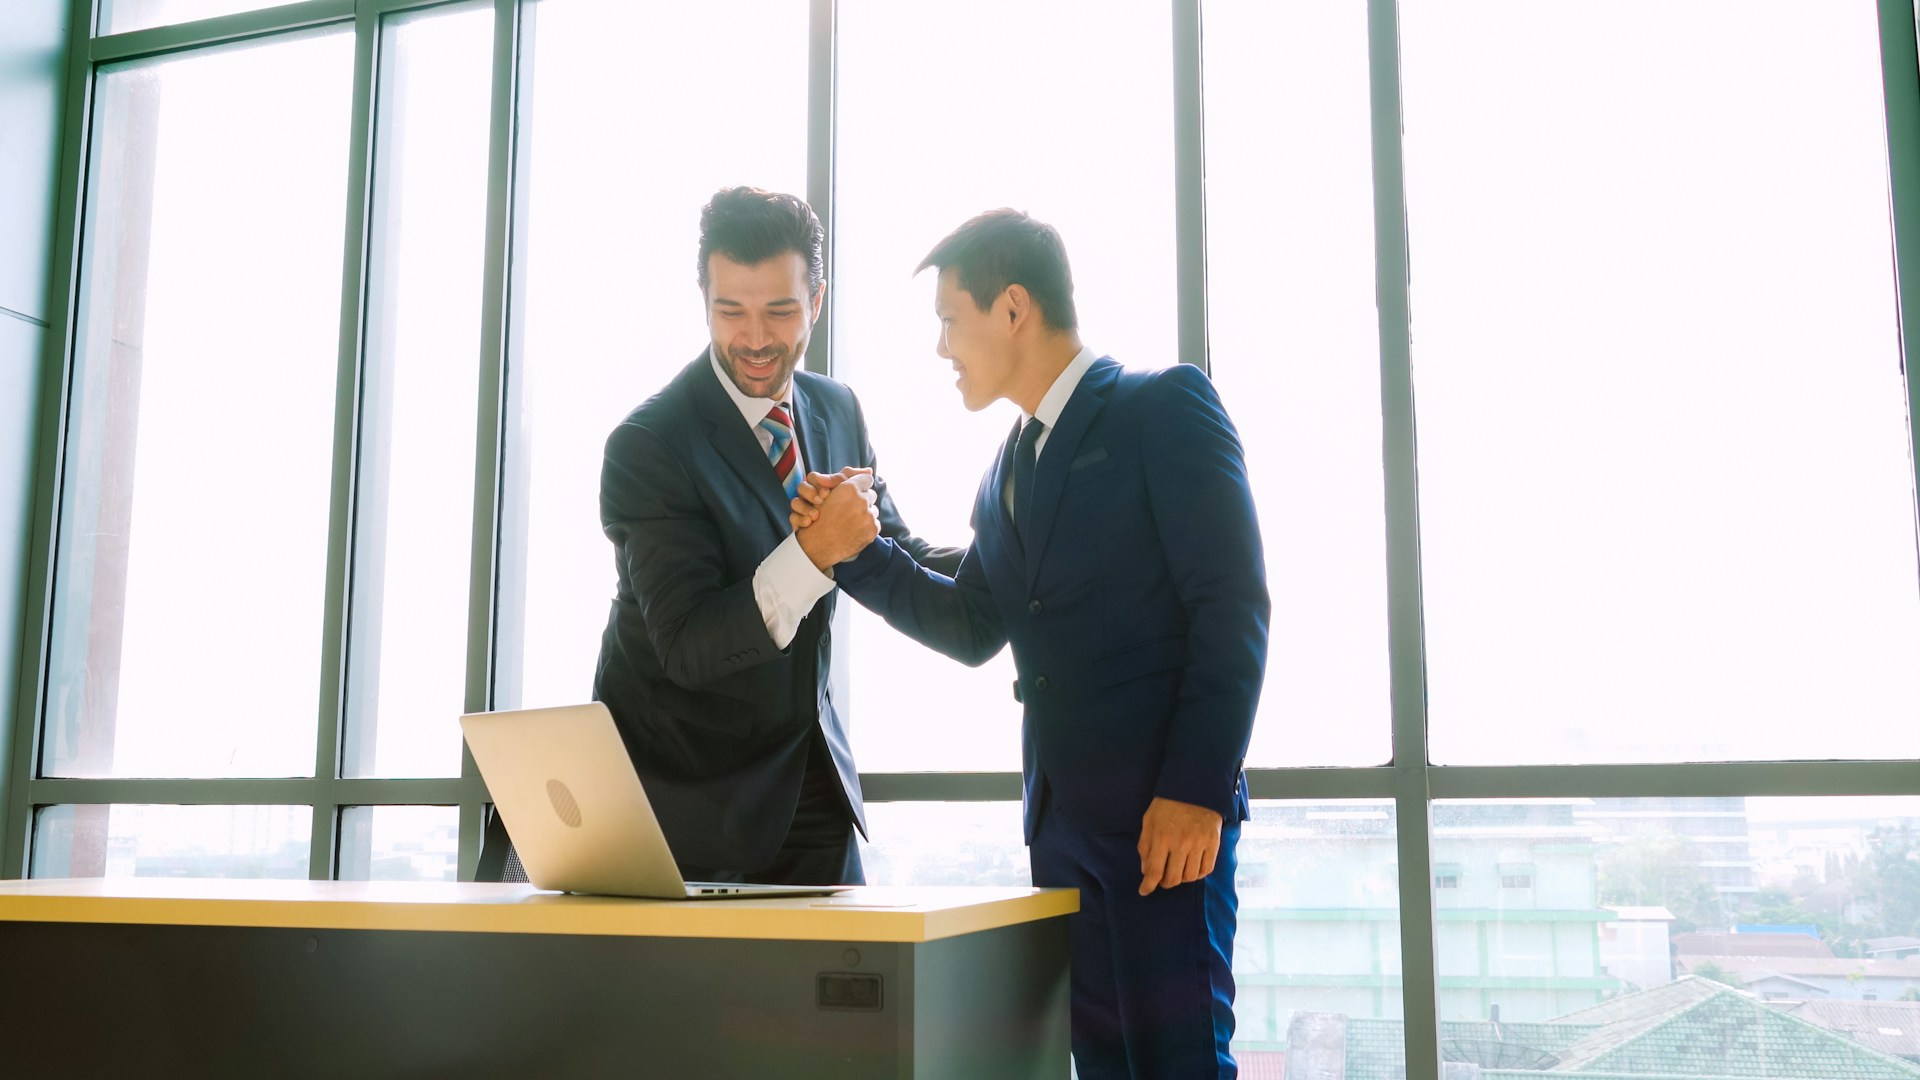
[1202,0,1389,767]
[343,3,494,779]
[45,29,352,778]
[858,801,1031,888]
[834,0,1177,773]
[1416,796,1920,1077]
[1404,2,1920,765]
[861,800,1406,1075]
[1236,801,1405,1075]
[100,0,308,36]
[498,0,807,711]
[337,805,459,881]
[30,804,312,878]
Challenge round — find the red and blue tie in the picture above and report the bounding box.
[760,402,801,500]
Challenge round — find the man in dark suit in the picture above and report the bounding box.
[579,186,959,886]
[794,210,1268,1077]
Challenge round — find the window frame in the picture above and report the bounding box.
[6,2,1920,1074]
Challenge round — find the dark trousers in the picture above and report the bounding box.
[1030,805,1241,1080]
[676,732,865,886]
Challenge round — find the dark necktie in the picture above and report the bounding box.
[1012,417,1046,533]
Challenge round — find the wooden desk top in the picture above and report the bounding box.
[0,878,1077,943]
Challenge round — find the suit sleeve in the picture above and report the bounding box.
[851,392,967,576]
[602,420,784,689]
[1139,364,1271,817]
[834,496,1007,668]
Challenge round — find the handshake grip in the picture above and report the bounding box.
[792,468,880,571]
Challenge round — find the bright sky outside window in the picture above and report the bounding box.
[1203,0,1391,767]
[832,0,1177,772]
[343,2,495,779]
[501,0,807,713]
[1403,0,1920,765]
[44,28,353,779]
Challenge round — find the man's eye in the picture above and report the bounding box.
[718,311,741,319]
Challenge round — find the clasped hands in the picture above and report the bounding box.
[791,467,881,572]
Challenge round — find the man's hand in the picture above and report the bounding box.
[793,468,879,570]
[790,467,872,531]
[1137,797,1224,896]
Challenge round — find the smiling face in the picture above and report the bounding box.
[706,251,822,399]
[934,268,1017,412]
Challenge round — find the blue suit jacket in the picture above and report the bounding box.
[837,358,1269,840]
[592,352,961,870]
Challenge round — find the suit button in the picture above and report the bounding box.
[1028,599,1042,615]
[1034,676,1049,693]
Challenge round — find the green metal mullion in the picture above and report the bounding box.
[858,772,1022,802]
[88,0,352,63]
[1430,760,1920,799]
[1246,766,1397,799]
[27,777,486,805]
[2,0,99,879]
[455,0,523,883]
[1365,0,1441,1074]
[310,2,385,881]
[1172,0,1208,373]
[1878,0,1920,558]
[804,0,834,378]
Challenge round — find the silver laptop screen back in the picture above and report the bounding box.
[460,703,690,898]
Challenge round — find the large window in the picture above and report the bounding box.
[14,0,1920,1073]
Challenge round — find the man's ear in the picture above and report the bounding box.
[810,282,828,323]
[1002,283,1032,331]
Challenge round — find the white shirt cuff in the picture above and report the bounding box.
[753,532,837,649]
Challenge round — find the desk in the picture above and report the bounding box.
[0,878,1076,1079]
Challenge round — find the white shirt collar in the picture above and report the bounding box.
[1026,344,1099,430]
[709,349,793,428]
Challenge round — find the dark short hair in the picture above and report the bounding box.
[697,186,825,297]
[916,209,1078,332]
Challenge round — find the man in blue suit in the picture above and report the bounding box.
[795,209,1269,1078]
[578,187,960,886]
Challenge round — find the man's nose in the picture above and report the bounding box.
[743,317,774,348]
[936,332,952,360]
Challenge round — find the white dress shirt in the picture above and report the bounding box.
[1025,344,1100,459]
[708,353,836,649]
[1005,345,1099,517]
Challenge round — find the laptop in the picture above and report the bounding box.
[460,703,845,900]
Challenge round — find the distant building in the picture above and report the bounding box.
[1599,906,1674,992]
[1770,999,1920,1062]
[1675,954,1920,1001]
[1869,937,1920,961]
[1674,928,1834,958]
[1281,977,1920,1079]
[1231,799,1619,1058]
[1576,797,1757,908]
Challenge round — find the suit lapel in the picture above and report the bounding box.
[1023,359,1119,591]
[690,350,793,535]
[790,376,836,476]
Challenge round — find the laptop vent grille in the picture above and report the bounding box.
[546,779,583,828]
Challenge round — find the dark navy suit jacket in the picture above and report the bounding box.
[593,352,960,870]
[836,358,1269,840]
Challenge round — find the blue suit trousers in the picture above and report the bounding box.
[1030,806,1240,1079]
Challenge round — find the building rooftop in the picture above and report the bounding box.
[1772,999,1920,1060]
[1674,930,1836,958]
[1678,955,1920,980]
[1283,977,1920,1078]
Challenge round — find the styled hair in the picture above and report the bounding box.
[697,186,826,297]
[916,209,1078,331]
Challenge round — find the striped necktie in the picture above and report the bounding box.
[759,402,801,500]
